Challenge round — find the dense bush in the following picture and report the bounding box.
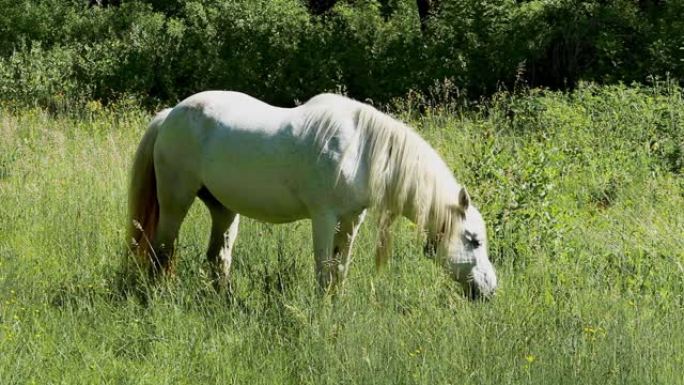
[0,0,682,107]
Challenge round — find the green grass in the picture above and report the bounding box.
[1,84,683,384]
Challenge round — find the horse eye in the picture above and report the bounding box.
[463,231,481,248]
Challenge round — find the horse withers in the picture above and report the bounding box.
[127,91,497,299]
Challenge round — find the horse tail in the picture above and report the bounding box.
[127,108,172,263]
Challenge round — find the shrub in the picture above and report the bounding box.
[0,0,681,106]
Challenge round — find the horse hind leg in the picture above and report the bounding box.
[150,168,198,276]
[198,186,239,291]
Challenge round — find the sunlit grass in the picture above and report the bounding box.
[1,84,683,384]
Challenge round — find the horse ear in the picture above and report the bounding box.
[458,187,470,211]
[449,188,470,219]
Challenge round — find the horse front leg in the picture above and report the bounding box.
[312,210,367,293]
[375,214,396,270]
[311,212,338,292]
[332,210,367,286]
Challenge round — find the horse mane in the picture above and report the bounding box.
[302,94,461,237]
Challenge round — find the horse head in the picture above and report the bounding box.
[426,188,498,300]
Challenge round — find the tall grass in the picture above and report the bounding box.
[1,84,683,384]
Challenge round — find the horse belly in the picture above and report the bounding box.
[202,161,309,223]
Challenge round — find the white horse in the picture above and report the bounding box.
[128,91,497,299]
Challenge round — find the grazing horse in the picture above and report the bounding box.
[128,91,497,299]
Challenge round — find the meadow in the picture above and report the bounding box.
[1,84,683,384]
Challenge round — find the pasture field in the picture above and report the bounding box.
[1,84,683,384]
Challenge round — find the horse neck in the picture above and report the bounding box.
[359,108,459,231]
[401,149,460,233]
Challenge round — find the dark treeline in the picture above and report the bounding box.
[0,0,682,107]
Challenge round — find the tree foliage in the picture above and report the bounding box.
[0,0,681,107]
